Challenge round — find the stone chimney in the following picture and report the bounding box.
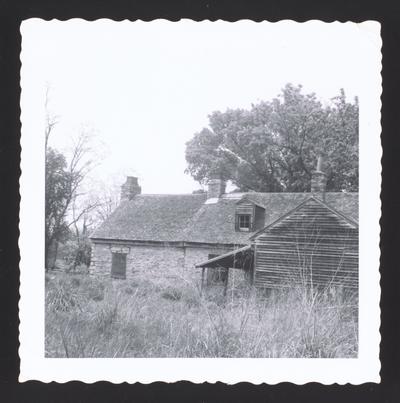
[311,155,327,201]
[207,178,226,200]
[120,176,141,201]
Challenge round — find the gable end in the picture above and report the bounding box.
[250,196,358,241]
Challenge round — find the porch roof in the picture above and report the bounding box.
[195,245,253,269]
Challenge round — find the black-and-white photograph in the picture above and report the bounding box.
[19,19,381,383]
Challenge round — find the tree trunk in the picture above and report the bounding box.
[52,241,59,270]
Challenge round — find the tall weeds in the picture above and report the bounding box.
[45,273,358,358]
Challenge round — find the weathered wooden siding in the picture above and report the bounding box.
[236,200,254,215]
[254,198,358,289]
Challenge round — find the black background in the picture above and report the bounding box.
[0,1,399,402]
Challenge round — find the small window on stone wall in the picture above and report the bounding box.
[111,253,127,279]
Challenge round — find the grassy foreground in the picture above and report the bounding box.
[45,272,358,358]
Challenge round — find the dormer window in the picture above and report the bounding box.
[237,214,251,231]
[235,197,266,232]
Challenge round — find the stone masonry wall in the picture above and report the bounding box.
[90,242,185,283]
[90,241,248,290]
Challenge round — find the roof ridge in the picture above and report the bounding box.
[236,195,267,209]
[91,190,357,245]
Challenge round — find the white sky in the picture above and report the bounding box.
[22,20,377,194]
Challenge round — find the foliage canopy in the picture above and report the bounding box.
[185,84,359,192]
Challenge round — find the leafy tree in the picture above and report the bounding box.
[62,213,92,272]
[45,131,98,269]
[44,87,100,270]
[45,147,72,268]
[323,89,359,191]
[185,84,358,192]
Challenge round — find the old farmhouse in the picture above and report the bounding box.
[89,167,358,290]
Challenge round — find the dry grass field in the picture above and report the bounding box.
[45,272,358,358]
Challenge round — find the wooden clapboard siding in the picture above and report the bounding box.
[254,198,358,289]
[236,200,254,215]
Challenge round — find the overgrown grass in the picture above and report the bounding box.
[45,272,358,358]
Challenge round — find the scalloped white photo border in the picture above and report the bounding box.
[19,19,381,384]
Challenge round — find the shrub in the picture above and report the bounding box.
[123,286,135,295]
[94,303,119,334]
[46,277,84,312]
[80,276,106,301]
[74,264,90,274]
[71,277,81,287]
[161,286,182,301]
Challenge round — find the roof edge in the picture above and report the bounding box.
[235,195,266,209]
[89,237,247,249]
[195,245,252,268]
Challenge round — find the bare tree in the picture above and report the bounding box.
[45,129,98,270]
[68,195,99,271]
[94,181,121,224]
[44,86,109,270]
[45,85,59,151]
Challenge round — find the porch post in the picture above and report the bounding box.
[223,268,229,296]
[200,267,206,295]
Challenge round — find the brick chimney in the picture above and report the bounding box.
[120,176,141,201]
[311,155,327,201]
[207,178,226,199]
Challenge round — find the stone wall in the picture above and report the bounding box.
[90,241,248,290]
[90,242,186,283]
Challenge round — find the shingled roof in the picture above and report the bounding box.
[91,191,358,245]
[91,194,207,242]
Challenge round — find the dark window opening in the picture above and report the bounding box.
[111,253,127,279]
[237,214,251,231]
[206,253,228,284]
[207,267,228,284]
